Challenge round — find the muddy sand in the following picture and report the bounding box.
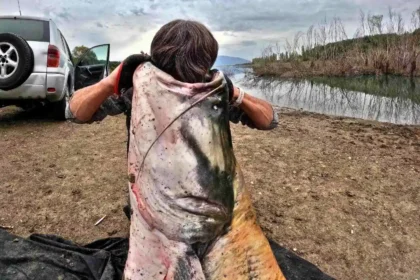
[0,106,419,280]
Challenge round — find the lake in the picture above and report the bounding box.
[225,67,420,125]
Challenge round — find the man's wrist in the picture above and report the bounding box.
[100,77,116,97]
[232,86,239,100]
[233,87,245,107]
[230,86,240,104]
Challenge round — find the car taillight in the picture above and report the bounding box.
[47,45,60,67]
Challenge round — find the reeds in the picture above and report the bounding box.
[253,6,420,78]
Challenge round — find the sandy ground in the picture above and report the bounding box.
[0,106,419,280]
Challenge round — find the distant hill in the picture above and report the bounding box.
[304,31,420,60]
[214,56,250,67]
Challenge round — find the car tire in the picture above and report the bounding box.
[50,86,69,121]
[0,33,34,91]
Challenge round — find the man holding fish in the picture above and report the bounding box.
[68,19,285,279]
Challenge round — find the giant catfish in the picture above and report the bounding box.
[124,62,286,280]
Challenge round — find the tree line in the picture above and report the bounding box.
[255,6,420,63]
[71,45,120,72]
[253,6,420,77]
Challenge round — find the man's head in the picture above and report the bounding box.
[151,20,219,83]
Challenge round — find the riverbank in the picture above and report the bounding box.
[0,106,419,280]
[253,29,420,78]
[252,58,420,78]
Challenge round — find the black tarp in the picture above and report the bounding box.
[0,229,334,280]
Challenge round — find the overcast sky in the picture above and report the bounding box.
[1,0,419,60]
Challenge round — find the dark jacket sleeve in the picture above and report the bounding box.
[228,105,279,130]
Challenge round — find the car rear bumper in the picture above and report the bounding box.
[0,72,65,102]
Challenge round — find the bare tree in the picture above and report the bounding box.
[367,13,375,35]
[354,28,363,39]
[313,28,320,47]
[410,7,420,31]
[367,14,384,34]
[260,44,275,62]
[306,25,314,50]
[274,42,282,60]
[318,19,327,45]
[317,18,328,59]
[336,17,348,40]
[372,15,384,34]
[387,6,396,33]
[293,31,304,55]
[410,13,416,32]
[359,10,366,36]
[285,39,292,59]
[254,4,420,76]
[328,18,337,43]
[397,13,405,34]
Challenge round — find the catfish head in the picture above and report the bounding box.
[128,62,236,244]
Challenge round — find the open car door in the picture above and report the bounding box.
[74,44,110,91]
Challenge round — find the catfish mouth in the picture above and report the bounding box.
[175,196,229,220]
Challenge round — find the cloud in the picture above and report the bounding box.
[150,4,159,10]
[57,9,72,20]
[130,8,147,16]
[222,40,258,47]
[240,41,258,47]
[0,0,418,60]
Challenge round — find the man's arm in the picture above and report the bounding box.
[223,75,278,130]
[231,86,277,130]
[69,65,122,122]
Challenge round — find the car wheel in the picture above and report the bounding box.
[0,33,34,91]
[51,86,70,121]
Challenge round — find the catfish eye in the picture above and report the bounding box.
[210,96,222,110]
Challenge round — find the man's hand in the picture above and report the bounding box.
[114,52,151,95]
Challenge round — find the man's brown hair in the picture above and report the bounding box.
[150,20,219,83]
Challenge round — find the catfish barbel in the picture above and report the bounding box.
[124,62,286,280]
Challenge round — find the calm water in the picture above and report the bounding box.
[225,67,420,125]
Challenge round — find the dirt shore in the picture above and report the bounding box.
[0,106,419,280]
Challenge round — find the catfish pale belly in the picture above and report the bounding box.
[124,62,285,280]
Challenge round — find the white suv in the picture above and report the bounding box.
[0,16,110,119]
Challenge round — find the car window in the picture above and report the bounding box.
[53,27,64,52]
[58,30,73,61]
[59,33,69,57]
[78,45,108,66]
[0,18,50,42]
[60,38,68,57]
[63,36,72,60]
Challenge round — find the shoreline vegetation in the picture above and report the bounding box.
[252,7,420,78]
